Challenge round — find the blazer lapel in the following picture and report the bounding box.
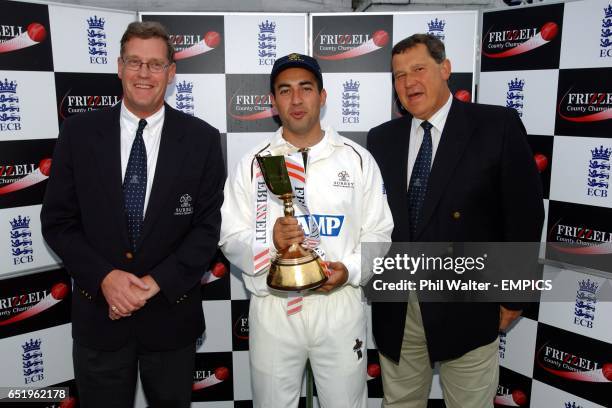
[415,100,473,239]
[93,103,129,247]
[137,105,188,248]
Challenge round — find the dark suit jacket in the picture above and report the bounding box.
[367,99,544,363]
[41,102,224,351]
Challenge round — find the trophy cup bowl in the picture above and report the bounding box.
[256,155,328,291]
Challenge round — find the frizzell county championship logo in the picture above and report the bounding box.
[482,22,558,58]
[228,90,277,120]
[22,338,43,384]
[427,18,446,42]
[601,5,612,58]
[58,92,120,120]
[86,15,107,65]
[586,145,610,198]
[536,343,612,383]
[171,31,220,61]
[0,22,46,54]
[233,313,248,340]
[342,80,360,124]
[494,384,527,407]
[0,78,21,131]
[192,366,230,391]
[557,89,612,123]
[258,19,277,66]
[314,30,389,60]
[548,221,612,255]
[0,158,51,196]
[0,282,68,326]
[573,279,599,329]
[506,78,525,117]
[175,80,194,116]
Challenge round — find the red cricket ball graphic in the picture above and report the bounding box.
[204,31,220,49]
[215,366,230,381]
[602,362,612,381]
[59,397,77,408]
[39,158,52,176]
[534,153,548,173]
[27,23,47,42]
[51,282,69,300]
[211,262,228,278]
[372,30,389,47]
[512,389,527,406]
[367,363,381,378]
[540,22,558,42]
[454,89,471,103]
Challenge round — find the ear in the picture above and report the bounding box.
[117,57,123,80]
[319,88,327,107]
[167,62,176,83]
[440,59,451,81]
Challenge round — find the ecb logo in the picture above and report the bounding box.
[296,214,345,237]
[10,215,33,266]
[506,78,525,118]
[258,20,277,66]
[0,78,21,132]
[342,80,360,124]
[176,80,194,116]
[87,15,108,64]
[22,338,44,384]
[587,145,610,198]
[573,278,598,329]
[600,5,612,58]
[427,18,446,42]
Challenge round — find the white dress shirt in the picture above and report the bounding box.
[120,103,165,215]
[406,93,453,189]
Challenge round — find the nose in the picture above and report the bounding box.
[291,88,303,105]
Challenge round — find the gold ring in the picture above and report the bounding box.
[111,305,118,312]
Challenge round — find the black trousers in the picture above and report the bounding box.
[73,339,196,408]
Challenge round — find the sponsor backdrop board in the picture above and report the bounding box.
[480,2,612,407]
[0,1,610,407]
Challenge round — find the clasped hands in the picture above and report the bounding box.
[273,216,348,292]
[101,270,160,320]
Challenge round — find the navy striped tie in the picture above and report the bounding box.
[123,119,147,250]
[407,121,433,237]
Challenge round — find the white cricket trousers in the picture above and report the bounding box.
[249,286,368,408]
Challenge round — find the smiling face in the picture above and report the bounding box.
[392,43,451,120]
[271,67,326,145]
[118,36,175,118]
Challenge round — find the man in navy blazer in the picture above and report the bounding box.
[367,34,543,408]
[41,21,224,407]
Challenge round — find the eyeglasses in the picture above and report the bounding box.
[121,57,171,73]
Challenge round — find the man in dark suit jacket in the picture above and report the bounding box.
[41,21,224,407]
[367,34,543,408]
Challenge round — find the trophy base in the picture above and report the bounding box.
[267,247,328,292]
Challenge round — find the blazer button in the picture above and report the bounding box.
[125,251,134,260]
[452,211,461,220]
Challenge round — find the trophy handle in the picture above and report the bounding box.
[280,193,294,217]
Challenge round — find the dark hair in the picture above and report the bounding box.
[392,34,446,63]
[120,21,175,62]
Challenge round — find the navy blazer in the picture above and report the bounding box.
[41,103,224,351]
[367,99,544,363]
